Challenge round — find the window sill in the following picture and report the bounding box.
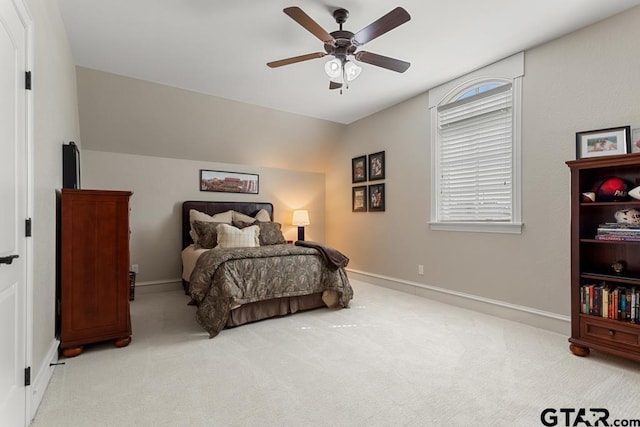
[429,221,523,234]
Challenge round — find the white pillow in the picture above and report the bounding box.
[254,209,271,222]
[216,224,260,248]
[189,209,234,243]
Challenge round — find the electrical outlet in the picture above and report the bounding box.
[418,265,424,275]
[131,264,139,274]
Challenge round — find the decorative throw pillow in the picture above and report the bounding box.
[192,221,226,249]
[256,222,286,245]
[254,209,271,222]
[189,209,233,243]
[233,220,286,246]
[216,224,260,248]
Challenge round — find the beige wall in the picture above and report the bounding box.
[26,0,81,403]
[82,150,326,283]
[326,6,640,320]
[75,67,345,173]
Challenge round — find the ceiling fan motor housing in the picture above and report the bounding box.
[333,8,349,25]
[326,8,357,59]
[325,30,356,59]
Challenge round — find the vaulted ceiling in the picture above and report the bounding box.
[59,0,640,124]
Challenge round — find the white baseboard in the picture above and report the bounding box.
[29,338,59,421]
[134,279,182,295]
[346,269,570,336]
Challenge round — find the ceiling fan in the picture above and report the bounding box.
[267,6,411,92]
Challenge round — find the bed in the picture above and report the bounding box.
[181,201,353,337]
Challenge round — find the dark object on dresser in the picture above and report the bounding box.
[60,189,132,357]
[62,142,80,189]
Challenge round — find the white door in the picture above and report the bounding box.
[0,0,29,425]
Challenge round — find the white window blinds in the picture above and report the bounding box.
[437,83,513,222]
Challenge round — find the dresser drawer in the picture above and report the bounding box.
[580,316,640,349]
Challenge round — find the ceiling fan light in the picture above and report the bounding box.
[344,60,362,81]
[324,58,342,79]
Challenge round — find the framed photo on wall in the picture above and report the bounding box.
[632,128,640,154]
[575,126,630,159]
[352,186,367,212]
[368,183,385,212]
[352,155,367,183]
[368,151,385,181]
[200,169,259,194]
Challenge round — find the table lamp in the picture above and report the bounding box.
[292,210,310,241]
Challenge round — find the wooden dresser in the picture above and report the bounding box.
[60,189,132,357]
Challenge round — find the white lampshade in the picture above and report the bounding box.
[292,210,310,226]
[324,58,342,79]
[344,60,362,81]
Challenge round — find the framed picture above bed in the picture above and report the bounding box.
[200,169,259,194]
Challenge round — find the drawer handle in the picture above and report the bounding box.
[608,330,615,336]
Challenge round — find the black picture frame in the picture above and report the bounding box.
[352,155,367,183]
[352,186,367,212]
[368,151,385,181]
[575,126,631,159]
[199,169,259,194]
[368,183,385,212]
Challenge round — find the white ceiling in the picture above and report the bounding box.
[58,0,640,124]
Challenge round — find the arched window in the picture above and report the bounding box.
[429,53,523,233]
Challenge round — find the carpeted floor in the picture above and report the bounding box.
[31,279,640,427]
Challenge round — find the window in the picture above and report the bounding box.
[429,53,524,234]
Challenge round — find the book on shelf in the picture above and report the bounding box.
[595,234,640,241]
[597,223,640,230]
[580,282,639,322]
[595,223,640,240]
[596,228,640,235]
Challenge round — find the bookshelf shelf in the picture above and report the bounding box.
[580,272,640,286]
[581,201,640,207]
[580,239,640,245]
[566,153,640,361]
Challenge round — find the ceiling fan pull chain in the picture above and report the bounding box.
[343,64,350,94]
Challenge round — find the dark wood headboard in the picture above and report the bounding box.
[182,201,274,249]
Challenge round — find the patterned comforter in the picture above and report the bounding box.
[189,244,353,337]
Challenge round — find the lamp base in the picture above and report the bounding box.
[297,226,305,241]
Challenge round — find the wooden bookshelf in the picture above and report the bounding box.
[566,153,640,362]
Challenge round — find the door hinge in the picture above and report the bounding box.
[25,71,32,90]
[25,367,31,386]
[25,218,32,237]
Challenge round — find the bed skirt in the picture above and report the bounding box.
[184,278,325,329]
[225,292,324,328]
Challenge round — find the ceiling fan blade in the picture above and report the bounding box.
[355,51,411,73]
[267,52,327,68]
[329,81,342,90]
[351,7,411,46]
[283,7,335,45]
